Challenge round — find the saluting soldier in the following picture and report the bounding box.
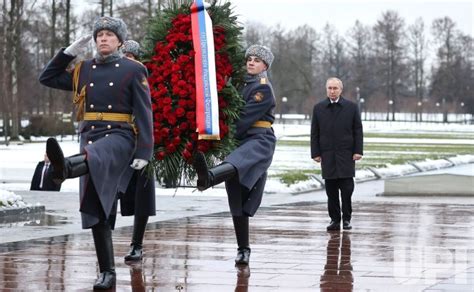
[193,44,276,266]
[39,17,153,290]
[119,40,156,262]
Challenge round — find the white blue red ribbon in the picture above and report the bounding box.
[190,0,220,140]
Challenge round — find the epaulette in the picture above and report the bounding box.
[260,77,267,85]
[124,56,146,69]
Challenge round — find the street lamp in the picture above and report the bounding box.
[387,100,393,121]
[281,96,288,124]
[460,102,465,123]
[417,101,422,122]
[360,98,365,120]
[356,87,361,110]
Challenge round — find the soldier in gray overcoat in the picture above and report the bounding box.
[39,17,153,290]
[310,77,363,232]
[119,40,156,262]
[193,44,276,266]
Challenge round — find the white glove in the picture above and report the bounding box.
[64,35,92,56]
[130,159,148,170]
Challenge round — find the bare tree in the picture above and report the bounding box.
[408,18,427,121]
[429,17,470,122]
[373,10,407,121]
[4,0,25,141]
[347,20,375,108]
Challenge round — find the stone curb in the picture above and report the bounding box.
[0,205,45,218]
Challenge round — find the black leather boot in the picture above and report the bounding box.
[124,215,149,261]
[193,151,236,191]
[46,138,88,184]
[235,247,251,265]
[233,216,250,265]
[92,222,116,290]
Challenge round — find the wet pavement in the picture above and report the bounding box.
[0,199,473,291]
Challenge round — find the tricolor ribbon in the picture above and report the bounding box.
[191,0,220,140]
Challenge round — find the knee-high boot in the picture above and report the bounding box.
[46,138,88,184]
[124,215,149,261]
[92,222,116,290]
[193,151,236,191]
[233,216,251,265]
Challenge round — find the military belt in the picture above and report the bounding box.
[252,121,272,128]
[83,112,133,123]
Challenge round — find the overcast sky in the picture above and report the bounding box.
[76,0,472,36]
[232,0,472,36]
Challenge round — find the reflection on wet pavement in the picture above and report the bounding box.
[0,213,69,227]
[320,231,353,291]
[0,201,472,291]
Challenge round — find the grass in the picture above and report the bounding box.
[273,132,473,183]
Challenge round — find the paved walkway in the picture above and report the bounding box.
[0,165,473,291]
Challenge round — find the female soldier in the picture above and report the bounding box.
[39,17,153,289]
[120,40,156,262]
[193,44,276,266]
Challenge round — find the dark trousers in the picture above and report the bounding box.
[324,178,354,222]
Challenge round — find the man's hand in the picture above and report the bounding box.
[130,159,148,170]
[313,156,321,163]
[64,35,92,57]
[353,154,363,161]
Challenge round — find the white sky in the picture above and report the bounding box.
[232,0,472,36]
[75,0,472,36]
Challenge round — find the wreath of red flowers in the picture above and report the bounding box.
[144,2,245,187]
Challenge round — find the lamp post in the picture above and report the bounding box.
[417,101,422,122]
[387,100,393,121]
[281,96,288,127]
[435,102,440,123]
[360,98,365,120]
[356,87,361,110]
[460,102,465,123]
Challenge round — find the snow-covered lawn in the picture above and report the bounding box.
[1,121,473,201]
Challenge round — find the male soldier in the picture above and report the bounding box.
[119,39,156,263]
[39,17,153,289]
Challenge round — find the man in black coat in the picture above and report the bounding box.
[30,153,61,191]
[310,77,363,231]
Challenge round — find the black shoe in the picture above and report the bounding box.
[124,244,143,261]
[93,271,116,290]
[343,220,352,230]
[235,247,251,265]
[46,138,66,184]
[192,151,210,191]
[326,221,340,231]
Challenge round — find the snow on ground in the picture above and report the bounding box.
[0,190,30,209]
[1,121,473,201]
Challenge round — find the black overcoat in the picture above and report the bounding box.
[224,73,276,216]
[39,49,153,228]
[310,97,363,179]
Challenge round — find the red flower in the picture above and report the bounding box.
[148,7,243,185]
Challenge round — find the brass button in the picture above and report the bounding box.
[88,140,92,144]
[91,125,95,130]
[107,125,111,129]
[92,65,97,69]
[90,104,94,109]
[89,82,94,87]
[105,134,109,137]
[115,63,119,67]
[109,82,114,86]
[96,112,103,120]
[108,105,112,109]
